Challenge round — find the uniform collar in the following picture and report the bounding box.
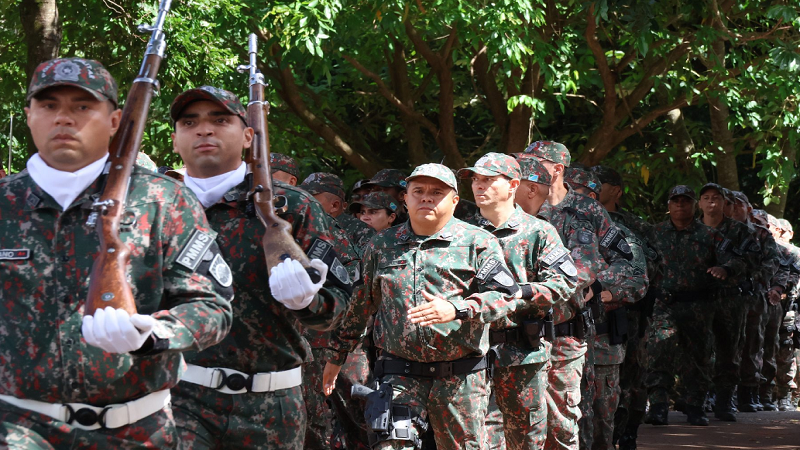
[475,206,523,233]
[22,169,104,212]
[397,216,458,243]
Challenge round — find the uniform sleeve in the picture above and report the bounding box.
[326,242,380,366]
[290,201,353,331]
[143,186,233,355]
[519,224,577,314]
[594,207,648,303]
[449,235,521,324]
[759,233,781,288]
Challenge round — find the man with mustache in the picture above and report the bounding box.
[323,163,522,450]
[0,58,233,448]
[168,86,353,449]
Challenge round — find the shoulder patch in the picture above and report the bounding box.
[0,249,30,260]
[600,227,619,249]
[330,257,351,285]
[719,238,732,253]
[308,239,333,261]
[558,259,579,277]
[542,247,569,266]
[176,230,215,271]
[577,229,593,244]
[208,253,233,287]
[477,258,502,281]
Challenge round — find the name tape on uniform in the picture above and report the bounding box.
[176,230,214,271]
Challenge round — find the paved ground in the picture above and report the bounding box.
[638,410,800,449]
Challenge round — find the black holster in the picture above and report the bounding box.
[608,306,629,345]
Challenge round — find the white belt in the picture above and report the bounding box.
[0,389,170,431]
[181,364,302,394]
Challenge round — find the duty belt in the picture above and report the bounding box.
[551,309,591,340]
[375,353,488,379]
[0,389,170,431]
[181,364,302,394]
[595,320,609,336]
[490,320,547,348]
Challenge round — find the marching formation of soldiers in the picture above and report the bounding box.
[1,56,799,450]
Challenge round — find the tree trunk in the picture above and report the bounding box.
[20,0,61,157]
[764,139,796,218]
[707,37,739,190]
[389,44,426,166]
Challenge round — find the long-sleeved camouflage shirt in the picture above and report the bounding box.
[466,206,577,366]
[651,218,746,294]
[326,217,520,365]
[0,165,233,405]
[539,186,647,361]
[335,212,375,255]
[182,180,352,373]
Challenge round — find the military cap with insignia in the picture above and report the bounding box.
[27,58,119,106]
[668,185,696,201]
[514,155,552,186]
[170,86,247,124]
[301,172,346,200]
[406,163,458,191]
[347,191,400,214]
[565,167,602,196]
[364,169,408,190]
[590,165,623,187]
[457,152,521,180]
[522,141,572,167]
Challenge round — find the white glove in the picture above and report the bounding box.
[269,258,328,310]
[82,307,157,354]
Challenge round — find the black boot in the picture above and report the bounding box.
[645,402,669,426]
[686,405,709,426]
[714,390,737,422]
[753,388,764,411]
[738,386,758,412]
[617,425,639,450]
[760,385,777,411]
[704,391,716,412]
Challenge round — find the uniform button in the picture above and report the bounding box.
[61,254,70,262]
[65,339,74,347]
[71,381,80,389]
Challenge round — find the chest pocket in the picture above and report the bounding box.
[376,255,411,297]
[428,244,475,288]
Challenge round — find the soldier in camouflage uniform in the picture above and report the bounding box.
[167,86,353,449]
[0,59,234,449]
[349,192,402,232]
[733,200,781,412]
[774,219,800,410]
[518,143,646,450]
[564,168,649,450]
[644,185,747,427]
[696,183,761,421]
[302,172,375,252]
[363,168,407,203]
[324,164,523,450]
[270,152,300,185]
[300,172,373,449]
[459,153,577,450]
[591,165,662,450]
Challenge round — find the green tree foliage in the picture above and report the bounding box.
[2,0,800,223]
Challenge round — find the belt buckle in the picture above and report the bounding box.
[440,362,453,377]
[66,404,110,429]
[213,368,252,392]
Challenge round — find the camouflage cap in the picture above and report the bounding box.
[523,141,572,167]
[721,187,734,203]
[406,163,458,191]
[751,209,769,226]
[170,86,247,123]
[27,58,118,106]
[516,156,552,186]
[301,172,346,199]
[699,182,725,198]
[767,213,780,228]
[668,185,696,201]
[732,191,750,205]
[565,168,602,196]
[590,165,623,187]
[365,169,408,189]
[270,153,300,178]
[352,179,371,192]
[457,152,521,180]
[348,191,400,214]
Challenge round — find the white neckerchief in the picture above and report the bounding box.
[27,153,109,211]
[184,162,247,208]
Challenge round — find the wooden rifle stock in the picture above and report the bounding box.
[238,34,321,283]
[84,0,173,316]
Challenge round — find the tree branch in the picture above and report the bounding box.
[585,2,617,118]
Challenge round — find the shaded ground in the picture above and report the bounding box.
[638,410,800,450]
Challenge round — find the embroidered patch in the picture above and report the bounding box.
[577,230,593,244]
[542,247,569,266]
[493,270,515,287]
[477,258,502,281]
[0,249,30,260]
[176,230,215,271]
[208,253,233,287]
[559,260,578,277]
[307,239,332,261]
[330,258,350,285]
[600,227,619,248]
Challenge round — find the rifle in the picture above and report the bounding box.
[236,34,320,282]
[84,0,172,316]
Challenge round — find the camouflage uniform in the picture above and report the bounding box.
[0,57,234,449]
[738,218,780,410]
[645,188,746,421]
[563,168,649,450]
[166,87,352,449]
[301,172,375,253]
[327,164,522,450]
[460,153,577,450]
[523,143,644,450]
[776,241,800,408]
